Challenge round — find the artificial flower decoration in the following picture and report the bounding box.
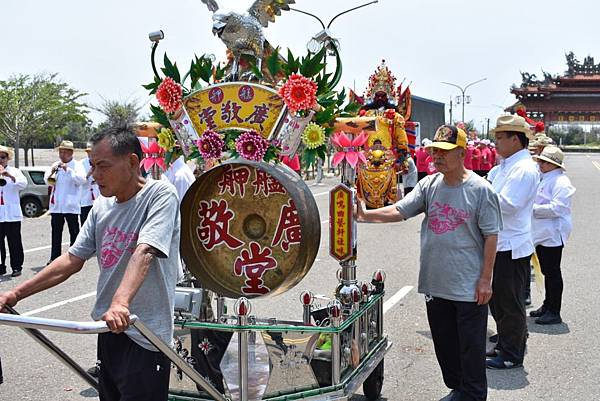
[302,122,326,149]
[331,130,369,168]
[157,128,176,152]
[140,140,166,172]
[235,130,269,161]
[196,129,225,160]
[156,77,183,114]
[278,73,318,114]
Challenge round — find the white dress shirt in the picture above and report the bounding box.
[80,157,100,207]
[0,166,28,222]
[490,148,539,259]
[402,157,418,188]
[44,159,86,214]
[532,168,575,247]
[163,157,195,204]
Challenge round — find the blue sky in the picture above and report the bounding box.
[3,0,599,134]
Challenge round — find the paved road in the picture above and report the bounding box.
[1,153,599,401]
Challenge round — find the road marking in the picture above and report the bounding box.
[22,291,97,316]
[24,242,70,254]
[313,191,329,197]
[383,285,414,314]
[592,160,600,171]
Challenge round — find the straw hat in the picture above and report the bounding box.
[58,140,75,151]
[490,114,534,139]
[532,145,565,170]
[0,145,13,160]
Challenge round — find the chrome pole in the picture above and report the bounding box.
[237,315,249,401]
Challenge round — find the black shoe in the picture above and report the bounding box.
[439,389,460,401]
[11,270,22,278]
[489,334,498,343]
[486,355,523,370]
[535,311,562,325]
[0,264,6,275]
[529,305,546,318]
[87,365,99,378]
[486,348,499,358]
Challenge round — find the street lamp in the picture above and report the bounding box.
[441,78,487,123]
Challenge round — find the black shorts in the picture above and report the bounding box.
[97,332,170,401]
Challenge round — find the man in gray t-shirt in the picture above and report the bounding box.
[0,125,180,401]
[357,125,502,401]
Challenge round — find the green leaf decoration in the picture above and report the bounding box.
[343,101,361,114]
[299,46,326,78]
[162,53,181,83]
[142,76,162,94]
[284,48,300,75]
[314,106,335,125]
[336,87,346,107]
[150,104,171,127]
[249,62,264,80]
[302,148,316,168]
[214,63,225,82]
[190,55,213,87]
[266,47,281,80]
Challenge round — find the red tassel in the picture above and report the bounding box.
[91,188,95,201]
[50,189,55,205]
[0,191,4,206]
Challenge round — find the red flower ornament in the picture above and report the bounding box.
[156,77,183,114]
[278,74,318,114]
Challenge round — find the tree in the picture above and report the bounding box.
[93,98,142,131]
[0,73,89,167]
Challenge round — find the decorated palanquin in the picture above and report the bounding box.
[334,60,416,208]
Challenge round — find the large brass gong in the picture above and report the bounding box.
[180,159,321,298]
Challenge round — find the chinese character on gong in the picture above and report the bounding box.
[234,242,278,295]
[272,200,301,252]
[196,199,244,251]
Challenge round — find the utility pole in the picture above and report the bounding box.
[449,97,453,124]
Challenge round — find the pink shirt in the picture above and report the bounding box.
[471,147,481,171]
[480,147,493,171]
[415,148,429,172]
[464,145,474,169]
[426,155,437,175]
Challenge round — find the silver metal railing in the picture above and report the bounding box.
[0,307,229,401]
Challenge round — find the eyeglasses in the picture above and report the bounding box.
[0,155,8,160]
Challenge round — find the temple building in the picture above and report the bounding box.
[507,52,600,127]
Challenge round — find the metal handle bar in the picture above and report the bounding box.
[0,308,229,401]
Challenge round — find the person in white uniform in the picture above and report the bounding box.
[80,143,100,225]
[0,146,27,277]
[530,146,575,325]
[44,140,86,264]
[163,155,195,204]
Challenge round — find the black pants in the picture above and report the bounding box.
[97,332,170,401]
[50,213,79,261]
[489,251,530,363]
[536,245,564,314]
[426,297,488,401]
[417,171,427,181]
[80,205,93,226]
[0,222,24,271]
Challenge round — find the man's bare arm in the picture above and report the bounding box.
[0,253,85,312]
[475,234,497,305]
[356,200,406,223]
[102,243,159,333]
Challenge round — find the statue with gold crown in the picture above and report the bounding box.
[335,60,413,208]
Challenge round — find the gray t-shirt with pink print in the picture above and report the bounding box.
[395,172,502,302]
[69,179,180,350]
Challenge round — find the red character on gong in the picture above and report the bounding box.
[272,200,301,252]
[196,199,244,251]
[234,242,278,295]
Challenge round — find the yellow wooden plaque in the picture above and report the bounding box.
[329,184,353,262]
[183,83,287,138]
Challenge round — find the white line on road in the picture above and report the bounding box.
[592,160,600,171]
[383,285,414,314]
[313,191,329,197]
[22,291,97,316]
[23,241,70,254]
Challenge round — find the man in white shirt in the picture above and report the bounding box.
[80,143,100,225]
[487,115,539,369]
[44,140,86,264]
[163,155,195,204]
[0,146,28,277]
[530,146,575,325]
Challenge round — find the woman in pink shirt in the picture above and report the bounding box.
[415,139,431,180]
[464,141,474,170]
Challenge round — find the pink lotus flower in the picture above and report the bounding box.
[278,74,318,114]
[140,140,166,172]
[331,131,368,168]
[156,77,183,114]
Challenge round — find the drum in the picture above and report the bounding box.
[180,159,321,298]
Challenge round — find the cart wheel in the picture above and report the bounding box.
[362,360,384,400]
